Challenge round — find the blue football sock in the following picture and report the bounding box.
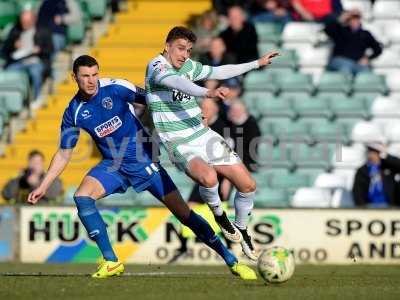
[185,211,237,267]
[74,196,118,262]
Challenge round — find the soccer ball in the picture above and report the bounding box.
[257,246,295,283]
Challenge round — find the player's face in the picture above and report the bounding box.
[166,38,193,69]
[73,65,99,98]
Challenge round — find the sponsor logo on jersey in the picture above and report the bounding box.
[172,89,191,102]
[94,116,122,138]
[81,109,91,119]
[102,97,113,110]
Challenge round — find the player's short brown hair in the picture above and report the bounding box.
[165,26,197,43]
[73,55,99,75]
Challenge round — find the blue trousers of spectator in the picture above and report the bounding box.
[7,61,44,99]
[52,33,67,54]
[328,56,370,76]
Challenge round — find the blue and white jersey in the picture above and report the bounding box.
[60,78,154,167]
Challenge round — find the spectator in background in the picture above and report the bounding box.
[251,0,292,25]
[325,9,382,76]
[37,0,82,54]
[220,5,259,64]
[199,37,236,67]
[2,150,63,204]
[353,143,400,208]
[213,0,248,15]
[227,99,261,172]
[192,10,221,56]
[292,0,343,23]
[1,8,53,99]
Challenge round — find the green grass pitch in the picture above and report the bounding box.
[0,264,399,300]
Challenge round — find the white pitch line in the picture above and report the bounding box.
[0,272,227,277]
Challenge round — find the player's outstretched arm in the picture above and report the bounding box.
[27,148,73,204]
[207,51,280,80]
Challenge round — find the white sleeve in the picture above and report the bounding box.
[208,60,260,80]
[159,75,208,97]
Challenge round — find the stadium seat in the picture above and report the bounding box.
[352,73,388,95]
[0,114,3,137]
[258,42,279,55]
[388,143,400,156]
[67,21,86,44]
[330,97,369,119]
[371,50,400,71]
[267,48,298,70]
[331,145,365,169]
[290,143,332,170]
[254,186,289,208]
[314,173,347,189]
[351,121,384,143]
[270,172,311,193]
[332,169,356,190]
[291,187,332,207]
[371,97,400,118]
[253,168,290,188]
[282,22,323,46]
[0,1,18,28]
[81,0,107,19]
[317,72,352,94]
[384,122,400,143]
[292,97,332,119]
[255,22,282,44]
[0,71,30,100]
[271,120,311,142]
[243,71,278,93]
[297,46,330,68]
[383,71,400,93]
[373,0,400,19]
[276,73,314,94]
[341,0,372,18]
[257,143,294,169]
[0,91,24,114]
[255,97,295,119]
[309,121,349,144]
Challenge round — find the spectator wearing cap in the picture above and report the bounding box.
[353,143,400,208]
[325,9,382,76]
[219,5,259,64]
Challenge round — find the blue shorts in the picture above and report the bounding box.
[87,160,177,200]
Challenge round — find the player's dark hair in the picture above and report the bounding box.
[73,55,99,74]
[166,26,197,43]
[28,150,44,160]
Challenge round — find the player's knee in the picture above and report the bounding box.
[240,178,256,193]
[198,170,218,188]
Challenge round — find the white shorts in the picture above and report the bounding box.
[167,129,241,171]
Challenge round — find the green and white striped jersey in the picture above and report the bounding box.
[145,54,212,144]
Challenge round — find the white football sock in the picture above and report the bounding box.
[199,184,224,216]
[234,191,255,230]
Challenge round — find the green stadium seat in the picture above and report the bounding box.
[67,21,86,44]
[309,121,349,144]
[242,91,275,114]
[296,168,327,185]
[315,91,348,100]
[253,168,290,187]
[269,172,311,193]
[271,120,311,142]
[0,1,18,29]
[317,72,352,94]
[290,143,332,170]
[0,113,3,137]
[258,42,279,55]
[258,118,274,135]
[81,0,107,19]
[0,99,10,124]
[0,71,30,100]
[254,186,289,208]
[257,144,294,169]
[255,22,282,44]
[292,97,332,119]
[255,97,295,119]
[353,73,388,94]
[335,118,361,137]
[267,49,298,70]
[243,71,278,93]
[276,72,314,94]
[1,91,24,114]
[329,97,370,119]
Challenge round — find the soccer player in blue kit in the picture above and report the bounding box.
[27,55,257,280]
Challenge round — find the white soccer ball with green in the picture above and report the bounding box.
[257,246,295,283]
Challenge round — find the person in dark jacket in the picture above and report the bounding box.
[352,143,400,208]
[37,0,69,53]
[325,9,382,76]
[199,37,236,67]
[2,150,63,204]
[219,5,259,64]
[1,9,53,99]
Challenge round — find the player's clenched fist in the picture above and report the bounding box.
[206,87,230,100]
[27,186,46,204]
[258,51,280,67]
